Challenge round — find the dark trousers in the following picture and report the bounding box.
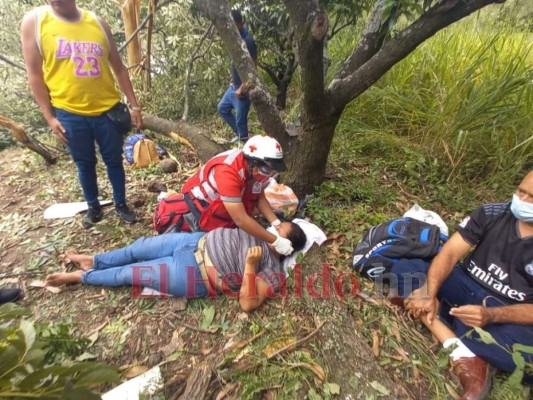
[55,108,126,207]
[391,258,533,383]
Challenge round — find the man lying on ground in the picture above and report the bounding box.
[391,170,533,400]
[46,222,306,312]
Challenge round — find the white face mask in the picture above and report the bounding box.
[510,194,533,223]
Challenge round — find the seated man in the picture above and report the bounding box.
[46,222,306,312]
[391,171,533,399]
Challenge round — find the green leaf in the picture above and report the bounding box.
[62,382,100,400]
[18,366,57,391]
[200,305,215,329]
[324,382,341,395]
[512,343,533,355]
[370,380,391,396]
[307,388,322,400]
[0,303,31,320]
[473,327,497,345]
[19,320,36,353]
[508,352,525,386]
[0,345,20,379]
[74,366,119,388]
[23,348,45,365]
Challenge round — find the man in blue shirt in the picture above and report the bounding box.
[217,9,257,144]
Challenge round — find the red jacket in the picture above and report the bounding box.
[182,149,269,231]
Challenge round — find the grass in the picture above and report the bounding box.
[2,2,532,399]
[328,10,533,187]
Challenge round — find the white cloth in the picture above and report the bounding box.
[280,218,327,274]
[443,337,476,360]
[403,204,449,237]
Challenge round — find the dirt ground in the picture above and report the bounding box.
[0,145,460,399]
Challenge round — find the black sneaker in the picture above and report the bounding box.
[0,288,22,304]
[115,203,136,224]
[82,207,103,229]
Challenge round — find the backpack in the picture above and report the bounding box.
[124,133,166,168]
[352,217,447,279]
[124,133,146,164]
[153,193,191,234]
[132,138,160,169]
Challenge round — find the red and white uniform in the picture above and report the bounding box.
[182,149,269,231]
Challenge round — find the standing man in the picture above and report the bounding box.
[21,0,142,228]
[392,170,533,399]
[217,9,257,144]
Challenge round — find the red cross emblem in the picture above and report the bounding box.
[249,145,257,152]
[275,143,281,151]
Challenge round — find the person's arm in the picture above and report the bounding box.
[405,232,473,324]
[257,192,279,225]
[450,303,533,327]
[99,18,142,130]
[239,246,270,311]
[224,201,277,243]
[20,12,67,143]
[224,201,293,255]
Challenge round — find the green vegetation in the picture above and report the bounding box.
[0,303,119,399]
[0,0,531,398]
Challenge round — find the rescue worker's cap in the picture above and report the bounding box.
[242,135,287,172]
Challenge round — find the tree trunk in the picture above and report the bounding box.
[0,116,57,164]
[142,114,225,162]
[121,0,142,70]
[276,80,289,110]
[283,113,340,195]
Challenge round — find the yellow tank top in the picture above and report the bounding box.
[37,6,120,116]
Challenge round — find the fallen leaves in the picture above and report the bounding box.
[124,365,150,379]
[287,362,326,382]
[263,337,297,358]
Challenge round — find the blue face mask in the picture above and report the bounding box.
[510,194,533,222]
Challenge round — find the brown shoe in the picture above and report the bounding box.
[451,356,493,400]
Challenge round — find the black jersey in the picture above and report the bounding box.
[456,202,533,303]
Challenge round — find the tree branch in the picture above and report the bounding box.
[192,0,288,141]
[182,23,214,121]
[0,54,25,71]
[336,0,388,80]
[283,0,328,121]
[328,0,503,112]
[118,0,176,53]
[258,61,281,87]
[142,113,224,162]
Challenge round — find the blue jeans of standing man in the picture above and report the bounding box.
[81,232,208,297]
[55,108,126,208]
[217,85,251,140]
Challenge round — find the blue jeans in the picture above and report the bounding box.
[55,108,126,207]
[391,259,533,383]
[81,232,208,297]
[217,85,251,140]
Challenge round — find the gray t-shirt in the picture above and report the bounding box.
[205,228,285,293]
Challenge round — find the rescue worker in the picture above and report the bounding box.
[179,134,294,256]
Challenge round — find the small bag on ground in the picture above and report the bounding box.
[153,193,191,234]
[265,182,299,218]
[133,138,160,169]
[352,217,446,279]
[124,133,160,169]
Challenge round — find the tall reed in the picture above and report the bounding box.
[334,13,533,183]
